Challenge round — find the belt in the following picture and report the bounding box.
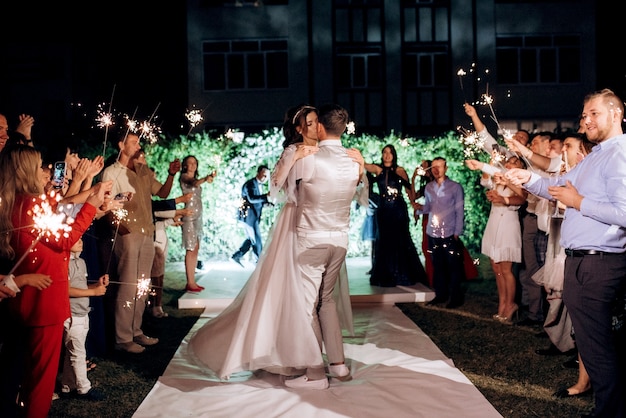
[564,249,625,257]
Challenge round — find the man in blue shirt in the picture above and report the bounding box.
[414,156,465,308]
[507,89,626,418]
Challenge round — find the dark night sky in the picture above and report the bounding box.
[0,3,189,137]
[0,2,623,140]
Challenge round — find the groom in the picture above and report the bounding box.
[284,103,367,389]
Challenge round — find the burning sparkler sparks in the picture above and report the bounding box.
[346,121,356,135]
[136,276,152,298]
[31,193,73,239]
[225,129,244,143]
[104,207,128,275]
[138,119,162,145]
[185,108,204,135]
[430,215,446,238]
[385,186,399,202]
[98,85,116,157]
[490,143,507,168]
[457,68,467,102]
[9,194,74,275]
[457,126,486,159]
[415,165,432,177]
[111,208,128,223]
[124,114,139,133]
[96,105,115,130]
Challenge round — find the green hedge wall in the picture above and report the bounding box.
[84,128,492,263]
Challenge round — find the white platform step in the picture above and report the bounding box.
[177,257,435,309]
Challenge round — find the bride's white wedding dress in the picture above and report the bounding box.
[187,144,353,380]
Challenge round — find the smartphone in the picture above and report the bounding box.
[52,161,66,189]
[114,191,132,202]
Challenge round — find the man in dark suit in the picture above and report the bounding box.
[231,165,270,266]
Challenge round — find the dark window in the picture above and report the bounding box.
[496,34,581,85]
[333,0,385,132]
[227,54,246,89]
[267,52,288,88]
[247,54,265,88]
[559,47,580,83]
[539,49,557,83]
[202,39,288,91]
[495,49,518,84]
[203,55,226,90]
[335,50,383,89]
[403,49,449,87]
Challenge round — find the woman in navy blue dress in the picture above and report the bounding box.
[365,144,427,287]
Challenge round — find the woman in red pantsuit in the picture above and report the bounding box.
[0,145,108,418]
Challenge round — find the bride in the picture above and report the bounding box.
[187,104,356,380]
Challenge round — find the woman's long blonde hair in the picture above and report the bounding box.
[0,145,44,260]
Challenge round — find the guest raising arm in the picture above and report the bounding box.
[364,144,427,287]
[506,89,626,418]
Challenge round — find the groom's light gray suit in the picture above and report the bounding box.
[295,138,364,378]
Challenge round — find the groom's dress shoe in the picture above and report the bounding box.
[328,364,351,381]
[284,375,329,390]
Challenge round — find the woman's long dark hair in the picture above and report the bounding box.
[281,103,317,149]
[380,144,399,171]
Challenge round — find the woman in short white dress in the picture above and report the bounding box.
[466,155,527,323]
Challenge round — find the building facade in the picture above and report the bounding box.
[188,0,596,137]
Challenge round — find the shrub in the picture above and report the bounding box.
[81,128,491,262]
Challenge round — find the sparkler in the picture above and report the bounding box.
[104,208,128,275]
[225,128,244,143]
[138,103,162,145]
[112,107,140,164]
[185,108,204,136]
[430,215,446,238]
[414,165,432,177]
[481,87,502,133]
[101,212,152,305]
[124,113,139,133]
[490,143,507,169]
[457,68,467,102]
[457,126,486,159]
[106,276,153,306]
[385,186,399,202]
[480,79,509,143]
[99,85,117,157]
[136,275,152,299]
[138,119,162,145]
[346,121,356,135]
[9,194,73,275]
[476,81,533,169]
